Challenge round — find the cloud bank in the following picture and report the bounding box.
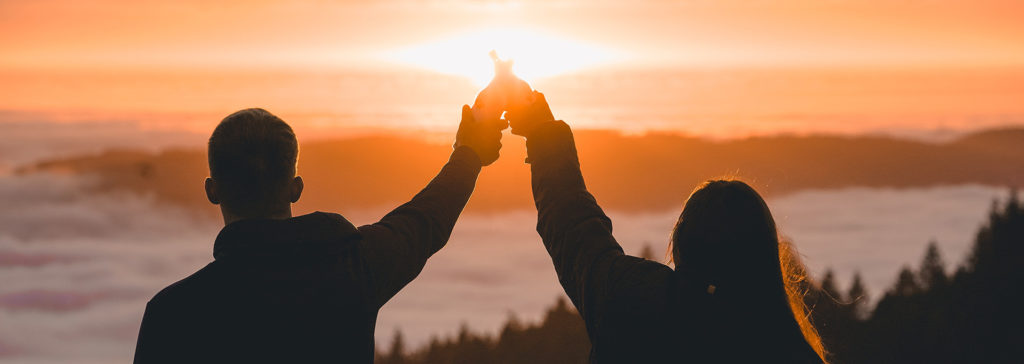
[0,172,1006,362]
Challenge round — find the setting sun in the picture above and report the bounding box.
[383,27,624,86]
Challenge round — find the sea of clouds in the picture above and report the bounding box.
[0,169,1008,362]
[0,115,205,172]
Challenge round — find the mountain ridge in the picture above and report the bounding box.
[16,127,1024,215]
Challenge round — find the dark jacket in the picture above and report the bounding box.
[527,121,823,363]
[133,147,482,363]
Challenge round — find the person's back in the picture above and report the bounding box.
[553,251,821,363]
[134,107,504,363]
[506,93,827,363]
[136,213,375,362]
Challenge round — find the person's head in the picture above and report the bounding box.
[669,179,825,360]
[205,108,303,223]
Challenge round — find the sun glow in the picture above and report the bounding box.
[384,27,623,86]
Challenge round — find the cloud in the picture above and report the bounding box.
[0,289,143,313]
[0,113,203,170]
[0,174,216,362]
[770,185,1006,293]
[0,251,77,268]
[0,171,1007,361]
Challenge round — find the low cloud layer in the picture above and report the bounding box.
[0,174,216,363]
[0,172,1007,362]
[0,114,204,171]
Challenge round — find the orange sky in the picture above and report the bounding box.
[2,0,1023,70]
[2,0,1023,139]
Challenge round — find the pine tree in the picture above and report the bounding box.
[809,267,845,353]
[819,268,842,300]
[639,242,656,261]
[500,312,523,337]
[891,266,920,297]
[385,329,407,364]
[846,271,869,320]
[918,240,947,290]
[1008,187,1019,213]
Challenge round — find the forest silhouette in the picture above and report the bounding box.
[375,190,1024,363]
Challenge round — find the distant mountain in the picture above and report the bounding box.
[17,128,1024,215]
[950,127,1024,154]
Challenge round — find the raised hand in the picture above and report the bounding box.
[505,91,555,138]
[454,104,505,166]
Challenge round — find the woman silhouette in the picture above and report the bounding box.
[507,92,827,363]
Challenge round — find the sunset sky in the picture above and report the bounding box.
[3,0,1023,136]
[3,0,1023,73]
[3,2,1024,361]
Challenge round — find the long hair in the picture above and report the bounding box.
[669,179,826,362]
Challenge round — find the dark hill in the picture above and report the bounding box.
[17,128,1024,216]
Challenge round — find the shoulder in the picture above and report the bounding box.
[147,262,222,307]
[304,212,360,233]
[291,211,363,247]
[602,256,677,316]
[593,259,679,360]
[311,211,347,223]
[609,256,675,293]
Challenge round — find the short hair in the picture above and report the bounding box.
[208,108,298,216]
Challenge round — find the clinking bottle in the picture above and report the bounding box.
[472,50,534,128]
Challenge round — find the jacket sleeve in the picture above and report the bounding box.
[357,146,482,307]
[527,121,642,332]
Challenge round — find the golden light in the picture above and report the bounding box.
[383,27,624,86]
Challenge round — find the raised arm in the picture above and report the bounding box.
[358,105,504,308]
[508,93,637,324]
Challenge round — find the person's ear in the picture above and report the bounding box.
[205,177,220,205]
[289,176,304,203]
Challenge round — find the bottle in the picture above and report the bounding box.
[472,50,534,128]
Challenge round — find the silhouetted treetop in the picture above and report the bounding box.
[918,241,947,290]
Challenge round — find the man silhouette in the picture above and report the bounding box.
[134,106,503,363]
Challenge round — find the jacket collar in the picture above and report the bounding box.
[213,212,359,261]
